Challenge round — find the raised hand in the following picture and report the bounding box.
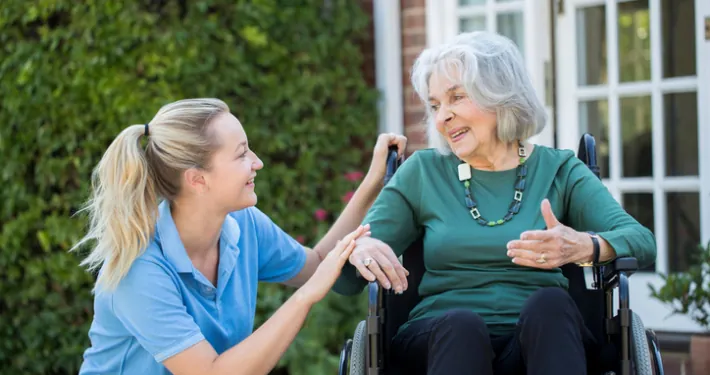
[506,199,594,269]
[365,133,408,184]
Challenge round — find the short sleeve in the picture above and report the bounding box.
[563,158,657,268]
[333,152,423,295]
[110,260,205,363]
[249,207,307,283]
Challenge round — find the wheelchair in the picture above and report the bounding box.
[338,134,664,375]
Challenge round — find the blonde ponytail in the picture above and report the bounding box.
[72,98,229,292]
[73,125,158,291]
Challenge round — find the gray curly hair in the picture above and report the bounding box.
[411,31,547,154]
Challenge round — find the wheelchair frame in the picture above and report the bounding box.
[339,134,664,375]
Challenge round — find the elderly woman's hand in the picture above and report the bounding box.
[348,236,409,293]
[506,199,595,269]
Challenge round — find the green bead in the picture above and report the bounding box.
[487,221,496,226]
[464,181,470,188]
[519,157,525,164]
[496,219,504,224]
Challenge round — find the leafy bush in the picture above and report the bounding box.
[649,241,710,331]
[0,1,375,373]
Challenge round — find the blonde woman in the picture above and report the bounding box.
[74,98,408,375]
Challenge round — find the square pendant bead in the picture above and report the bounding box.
[458,163,471,181]
[519,147,527,157]
[514,191,523,201]
[470,207,481,219]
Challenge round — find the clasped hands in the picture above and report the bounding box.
[348,199,595,293]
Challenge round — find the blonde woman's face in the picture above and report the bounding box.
[204,112,263,211]
[428,70,497,160]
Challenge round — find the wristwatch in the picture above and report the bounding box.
[576,231,600,267]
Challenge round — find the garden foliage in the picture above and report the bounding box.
[0,1,375,373]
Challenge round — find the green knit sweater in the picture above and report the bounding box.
[333,145,656,336]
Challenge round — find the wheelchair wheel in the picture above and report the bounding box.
[349,320,367,375]
[631,311,654,375]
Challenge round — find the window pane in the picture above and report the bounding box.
[579,100,610,179]
[621,96,652,177]
[459,0,486,5]
[662,0,696,78]
[664,92,698,176]
[497,12,524,56]
[623,193,655,272]
[618,0,650,82]
[666,193,701,273]
[460,16,486,32]
[576,5,607,86]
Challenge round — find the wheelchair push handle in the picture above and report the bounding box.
[384,145,401,186]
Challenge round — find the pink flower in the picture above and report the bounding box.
[314,208,328,222]
[344,171,364,182]
[296,235,305,244]
[342,191,355,203]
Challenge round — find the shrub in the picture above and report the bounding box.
[0,1,375,373]
[649,242,710,331]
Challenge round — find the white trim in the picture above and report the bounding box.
[426,0,457,48]
[373,0,404,135]
[696,0,710,247]
[576,78,698,100]
[649,0,667,274]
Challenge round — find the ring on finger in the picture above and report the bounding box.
[536,253,547,264]
[363,257,374,267]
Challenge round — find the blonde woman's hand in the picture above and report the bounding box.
[365,133,408,184]
[297,225,370,304]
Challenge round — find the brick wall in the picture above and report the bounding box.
[401,0,428,153]
[358,0,376,88]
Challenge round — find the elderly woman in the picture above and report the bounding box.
[333,31,656,375]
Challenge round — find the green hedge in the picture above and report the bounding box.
[0,1,374,373]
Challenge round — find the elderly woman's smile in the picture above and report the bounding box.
[448,127,469,142]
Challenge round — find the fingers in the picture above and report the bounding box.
[351,258,377,282]
[540,199,561,228]
[378,133,408,158]
[510,257,555,269]
[371,251,404,292]
[336,224,370,253]
[518,230,556,241]
[338,238,358,262]
[376,244,409,289]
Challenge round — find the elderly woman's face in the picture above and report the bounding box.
[428,70,497,159]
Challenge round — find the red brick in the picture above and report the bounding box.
[402,9,426,30]
[402,0,426,8]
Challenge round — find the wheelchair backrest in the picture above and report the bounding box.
[381,134,607,348]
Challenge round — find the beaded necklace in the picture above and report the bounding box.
[457,142,528,226]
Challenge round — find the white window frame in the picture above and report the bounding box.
[555,0,710,333]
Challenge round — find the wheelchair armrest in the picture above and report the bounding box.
[601,256,638,290]
[600,257,638,314]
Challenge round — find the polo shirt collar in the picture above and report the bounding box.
[156,200,193,273]
[156,201,243,275]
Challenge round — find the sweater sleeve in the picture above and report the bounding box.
[332,152,423,295]
[563,157,657,268]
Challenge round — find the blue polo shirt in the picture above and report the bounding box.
[79,201,307,375]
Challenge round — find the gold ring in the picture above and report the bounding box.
[536,253,547,264]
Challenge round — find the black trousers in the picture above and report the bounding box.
[390,287,596,375]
